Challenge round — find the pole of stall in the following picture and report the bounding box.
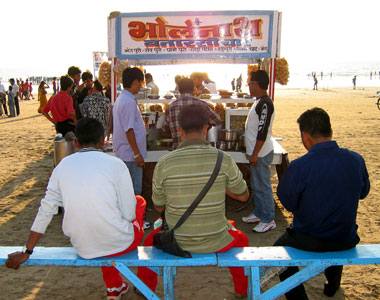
[111,57,118,103]
[269,58,276,101]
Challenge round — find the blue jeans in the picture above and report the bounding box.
[250,151,275,223]
[125,161,143,195]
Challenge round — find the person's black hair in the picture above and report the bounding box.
[81,71,93,82]
[178,78,194,94]
[145,73,153,81]
[297,107,332,137]
[9,78,15,84]
[122,67,144,88]
[250,70,269,90]
[178,104,209,133]
[93,80,103,92]
[67,66,81,77]
[75,118,104,146]
[60,75,74,91]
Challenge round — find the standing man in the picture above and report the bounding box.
[42,75,76,136]
[352,75,357,90]
[75,71,94,120]
[275,108,370,299]
[6,118,146,300]
[243,70,276,233]
[81,80,111,136]
[9,79,20,116]
[145,73,159,95]
[113,67,146,197]
[166,77,220,149]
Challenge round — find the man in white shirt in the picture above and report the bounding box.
[10,78,20,116]
[6,118,146,300]
[243,70,276,233]
[145,73,159,95]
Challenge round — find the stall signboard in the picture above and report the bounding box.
[108,11,281,65]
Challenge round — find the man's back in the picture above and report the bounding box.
[32,151,136,258]
[278,141,370,243]
[152,142,247,252]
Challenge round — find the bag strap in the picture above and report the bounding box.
[171,150,223,231]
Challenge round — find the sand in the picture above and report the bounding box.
[0,87,379,299]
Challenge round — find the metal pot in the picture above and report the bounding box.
[218,129,238,142]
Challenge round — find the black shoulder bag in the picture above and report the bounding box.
[153,150,223,258]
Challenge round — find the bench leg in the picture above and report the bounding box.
[259,262,330,300]
[163,266,176,300]
[114,262,160,300]
[245,267,261,300]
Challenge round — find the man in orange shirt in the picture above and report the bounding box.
[43,75,76,136]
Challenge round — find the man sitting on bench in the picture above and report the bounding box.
[137,104,251,298]
[6,118,146,300]
[275,107,370,299]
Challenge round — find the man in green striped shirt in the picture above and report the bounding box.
[138,105,250,297]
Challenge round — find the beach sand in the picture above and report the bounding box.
[0,87,379,299]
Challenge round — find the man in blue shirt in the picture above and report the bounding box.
[275,107,370,299]
[113,67,147,195]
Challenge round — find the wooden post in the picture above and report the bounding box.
[269,58,276,101]
[111,57,118,103]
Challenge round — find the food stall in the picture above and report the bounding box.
[107,10,288,200]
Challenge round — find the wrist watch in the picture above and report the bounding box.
[22,246,33,255]
[133,153,141,159]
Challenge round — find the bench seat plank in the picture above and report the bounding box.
[0,246,217,267]
[217,244,380,267]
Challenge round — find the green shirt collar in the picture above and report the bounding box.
[177,139,210,149]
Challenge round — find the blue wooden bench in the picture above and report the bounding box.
[217,244,380,300]
[0,246,217,300]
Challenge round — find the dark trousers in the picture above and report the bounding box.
[14,96,20,116]
[55,119,75,137]
[274,228,359,300]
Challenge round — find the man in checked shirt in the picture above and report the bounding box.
[165,77,220,149]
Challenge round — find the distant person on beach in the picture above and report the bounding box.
[37,81,49,113]
[52,77,57,95]
[5,118,146,300]
[352,75,357,90]
[137,104,250,298]
[28,79,34,99]
[42,75,76,137]
[275,108,370,300]
[0,82,7,116]
[9,79,20,116]
[6,85,16,117]
[313,74,318,90]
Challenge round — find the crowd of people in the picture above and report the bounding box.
[5,67,371,300]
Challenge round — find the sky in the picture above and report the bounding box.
[0,0,379,78]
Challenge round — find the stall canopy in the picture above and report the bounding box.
[108,10,282,65]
